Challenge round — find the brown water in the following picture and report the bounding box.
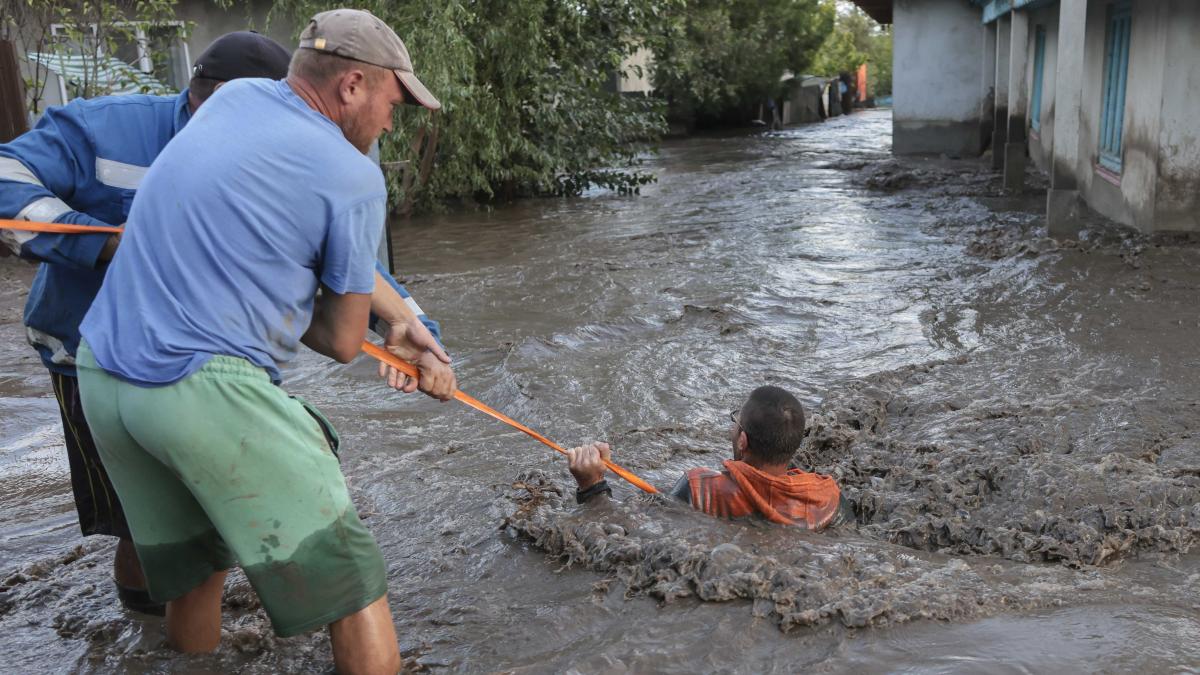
[3,109,1200,673]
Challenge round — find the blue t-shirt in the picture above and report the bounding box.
[81,79,384,385]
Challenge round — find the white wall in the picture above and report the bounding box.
[1027,5,1059,172]
[1076,0,1122,224]
[1074,0,1170,231]
[895,0,984,120]
[1154,0,1200,231]
[618,46,654,94]
[893,0,986,155]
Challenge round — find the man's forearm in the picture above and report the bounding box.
[371,261,442,342]
[371,270,418,326]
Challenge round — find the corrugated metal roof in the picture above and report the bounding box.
[27,52,172,98]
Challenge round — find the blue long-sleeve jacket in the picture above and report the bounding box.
[0,89,439,376]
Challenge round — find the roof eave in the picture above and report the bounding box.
[847,0,893,25]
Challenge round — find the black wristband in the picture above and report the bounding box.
[576,479,613,504]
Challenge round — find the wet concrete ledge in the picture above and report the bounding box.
[893,120,983,158]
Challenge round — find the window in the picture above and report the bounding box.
[1098,1,1132,173]
[1030,26,1046,132]
[36,21,189,102]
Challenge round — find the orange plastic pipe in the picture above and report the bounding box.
[0,219,123,235]
[0,219,659,493]
[362,342,658,494]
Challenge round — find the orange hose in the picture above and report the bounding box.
[0,218,658,493]
[0,219,123,235]
[362,342,658,494]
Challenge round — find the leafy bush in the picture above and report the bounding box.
[271,0,677,211]
[811,4,891,96]
[652,0,833,128]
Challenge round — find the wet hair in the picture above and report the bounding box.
[288,48,390,87]
[739,385,806,465]
[188,76,222,103]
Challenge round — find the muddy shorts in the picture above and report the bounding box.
[75,342,387,637]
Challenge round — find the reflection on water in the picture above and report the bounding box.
[2,110,1200,672]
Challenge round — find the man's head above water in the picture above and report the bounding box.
[730,385,806,469]
[566,384,845,529]
[568,384,809,493]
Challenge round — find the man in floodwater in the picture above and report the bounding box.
[0,29,441,619]
[567,385,851,529]
[75,9,453,672]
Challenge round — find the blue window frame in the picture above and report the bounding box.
[1099,1,1132,173]
[1030,26,1046,132]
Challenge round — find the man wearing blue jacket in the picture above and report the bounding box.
[0,30,444,615]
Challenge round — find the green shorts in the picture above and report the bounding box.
[76,342,387,637]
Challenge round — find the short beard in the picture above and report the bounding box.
[340,112,376,155]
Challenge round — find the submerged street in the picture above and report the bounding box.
[3,109,1200,672]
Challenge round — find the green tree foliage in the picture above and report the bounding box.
[651,0,833,126]
[867,28,891,96]
[810,27,863,79]
[272,0,679,210]
[811,3,891,96]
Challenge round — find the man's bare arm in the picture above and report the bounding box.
[301,285,372,363]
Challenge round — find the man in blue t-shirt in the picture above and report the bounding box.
[77,9,453,671]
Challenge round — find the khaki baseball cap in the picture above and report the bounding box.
[298,8,440,110]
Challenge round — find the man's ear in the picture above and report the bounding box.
[338,69,367,104]
[736,430,749,455]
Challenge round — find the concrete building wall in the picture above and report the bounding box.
[893,0,1200,233]
[979,22,997,152]
[1075,1,1122,224]
[1115,1,1168,231]
[1027,5,1060,173]
[893,0,985,156]
[994,16,1010,113]
[1075,0,1169,231]
[617,45,654,94]
[1153,0,1200,231]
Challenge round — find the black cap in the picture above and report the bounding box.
[191,31,291,82]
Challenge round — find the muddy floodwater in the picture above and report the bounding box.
[4,109,1200,673]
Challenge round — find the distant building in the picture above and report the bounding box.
[782,74,831,124]
[850,0,1200,235]
[616,45,654,95]
[12,1,293,117]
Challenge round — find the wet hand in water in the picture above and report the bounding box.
[567,442,611,489]
[379,316,456,400]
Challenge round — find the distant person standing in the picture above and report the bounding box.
[767,96,783,130]
[839,73,854,116]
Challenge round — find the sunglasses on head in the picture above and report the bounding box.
[729,409,754,444]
